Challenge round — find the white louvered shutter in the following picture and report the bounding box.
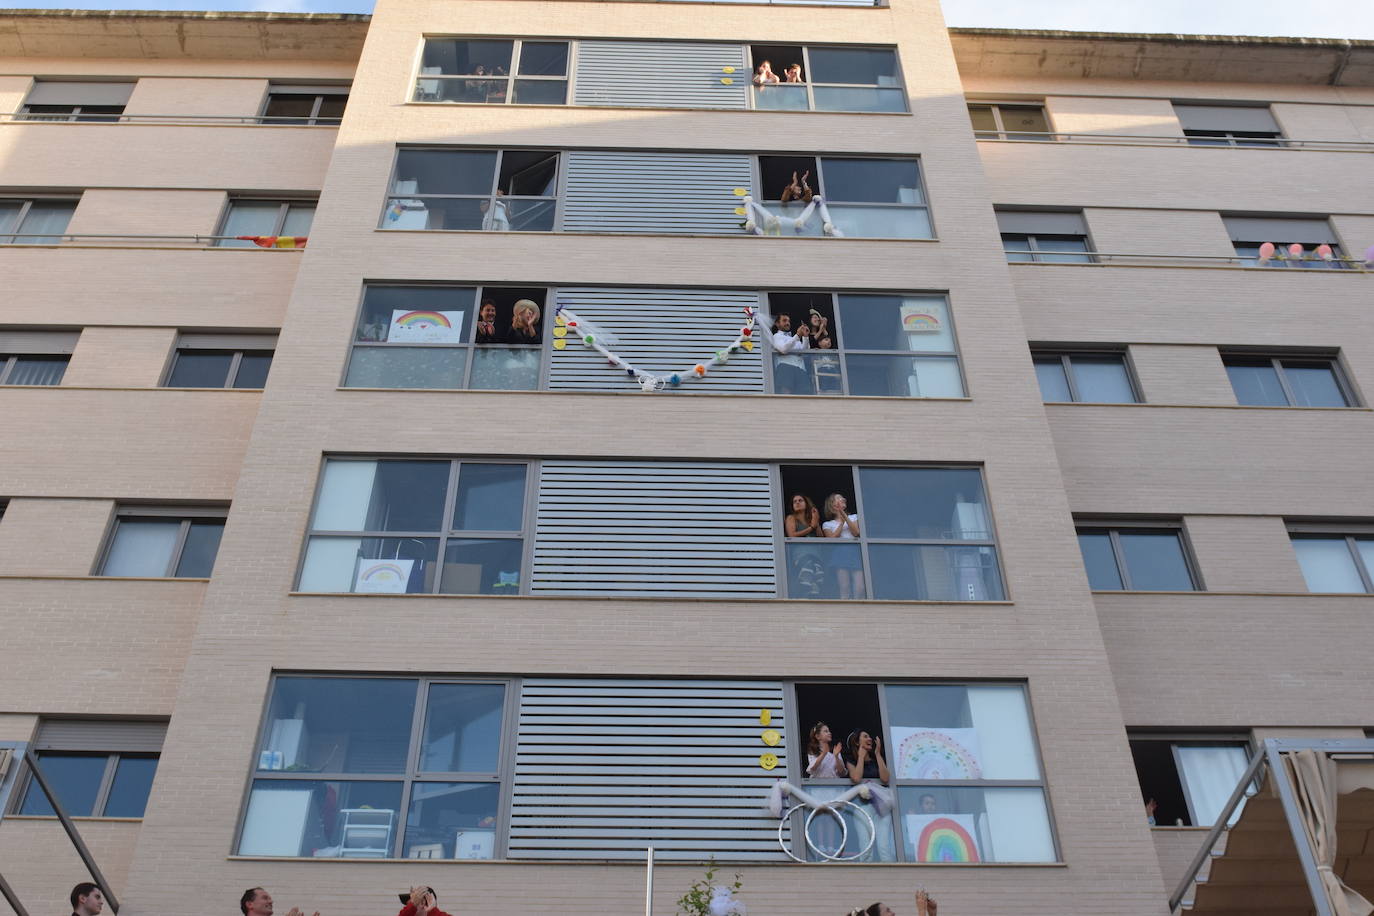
[574,42,748,109]
[508,678,789,860]
[550,287,763,393]
[561,151,752,234]
[531,461,777,597]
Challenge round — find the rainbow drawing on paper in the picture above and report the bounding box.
[892,727,982,780]
[899,302,943,334]
[915,816,980,863]
[901,312,941,332]
[388,309,464,343]
[359,563,407,585]
[393,310,452,330]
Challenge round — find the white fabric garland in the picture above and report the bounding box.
[740,195,843,237]
[554,303,766,392]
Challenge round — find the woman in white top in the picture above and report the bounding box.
[822,492,865,599]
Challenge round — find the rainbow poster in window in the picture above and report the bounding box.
[388,309,465,343]
[899,301,943,334]
[354,558,414,594]
[890,727,982,780]
[904,813,981,863]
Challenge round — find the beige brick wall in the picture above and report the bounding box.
[1081,208,1234,259]
[64,189,228,241]
[0,820,142,911]
[124,76,271,118]
[1044,95,1184,138]
[0,247,297,329]
[1127,345,1235,406]
[0,497,114,575]
[0,74,31,113]
[0,712,37,741]
[1182,515,1308,593]
[63,327,178,388]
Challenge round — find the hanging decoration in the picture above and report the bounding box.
[554,303,765,393]
[235,235,308,248]
[1256,241,1370,268]
[764,780,893,863]
[739,195,844,237]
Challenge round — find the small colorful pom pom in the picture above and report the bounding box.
[584,334,594,345]
[694,364,707,377]
[742,327,752,337]
[668,374,681,386]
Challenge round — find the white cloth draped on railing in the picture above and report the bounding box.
[740,196,843,237]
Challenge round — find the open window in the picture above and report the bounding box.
[1129,735,1252,827]
[755,156,930,239]
[750,45,904,113]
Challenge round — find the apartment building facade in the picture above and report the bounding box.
[1,4,1371,915]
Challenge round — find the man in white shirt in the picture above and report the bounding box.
[770,313,813,394]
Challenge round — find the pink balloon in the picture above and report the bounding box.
[1316,244,1333,261]
[1258,241,1275,261]
[1288,243,1305,258]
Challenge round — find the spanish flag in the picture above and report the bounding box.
[236,236,308,249]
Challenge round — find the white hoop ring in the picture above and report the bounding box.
[776,800,876,863]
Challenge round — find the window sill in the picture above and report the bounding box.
[336,386,972,403]
[1044,402,1371,412]
[1092,589,1372,597]
[1007,259,1369,274]
[1150,825,1212,832]
[6,815,143,823]
[374,227,941,243]
[403,101,910,117]
[224,854,1064,867]
[0,574,212,583]
[288,591,1015,605]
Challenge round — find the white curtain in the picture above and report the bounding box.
[311,460,378,530]
[967,686,1039,779]
[1178,744,1249,826]
[103,520,179,576]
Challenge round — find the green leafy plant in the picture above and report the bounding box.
[676,860,743,916]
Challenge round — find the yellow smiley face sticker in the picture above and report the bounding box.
[759,709,772,725]
[555,314,567,326]
[720,77,734,85]
[759,753,779,770]
[734,207,746,216]
[553,326,567,338]
[553,339,567,350]
[761,729,781,747]
[734,188,747,197]
[722,66,736,74]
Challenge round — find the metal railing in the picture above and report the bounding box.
[0,112,340,127]
[975,130,1374,152]
[1007,251,1373,271]
[1167,745,1268,912]
[0,233,304,247]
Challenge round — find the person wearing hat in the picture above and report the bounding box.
[397,886,453,916]
[506,299,542,345]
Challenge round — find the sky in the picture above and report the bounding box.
[0,0,1372,41]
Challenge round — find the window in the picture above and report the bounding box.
[19,81,133,122]
[1174,104,1282,147]
[1032,351,1138,403]
[749,45,905,112]
[384,149,558,232]
[1076,522,1199,591]
[1129,736,1251,827]
[97,508,227,578]
[764,292,963,397]
[414,39,569,105]
[780,465,1003,601]
[756,156,931,238]
[261,85,349,125]
[239,675,1054,863]
[997,210,1092,263]
[1289,530,1374,593]
[216,199,315,247]
[240,676,508,859]
[967,103,1050,140]
[1222,353,1354,407]
[0,198,77,244]
[299,459,529,595]
[13,720,163,819]
[345,285,544,390]
[0,331,76,385]
[1223,216,1347,269]
[164,335,275,389]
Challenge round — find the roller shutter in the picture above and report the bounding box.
[561,151,752,234]
[549,287,763,393]
[574,42,748,109]
[530,460,777,597]
[508,678,789,860]
[34,720,167,752]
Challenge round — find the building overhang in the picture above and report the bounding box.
[950,28,1374,88]
[0,9,370,61]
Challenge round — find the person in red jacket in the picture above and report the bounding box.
[397,886,453,916]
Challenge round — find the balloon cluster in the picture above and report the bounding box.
[553,304,764,393]
[1254,241,1337,265]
